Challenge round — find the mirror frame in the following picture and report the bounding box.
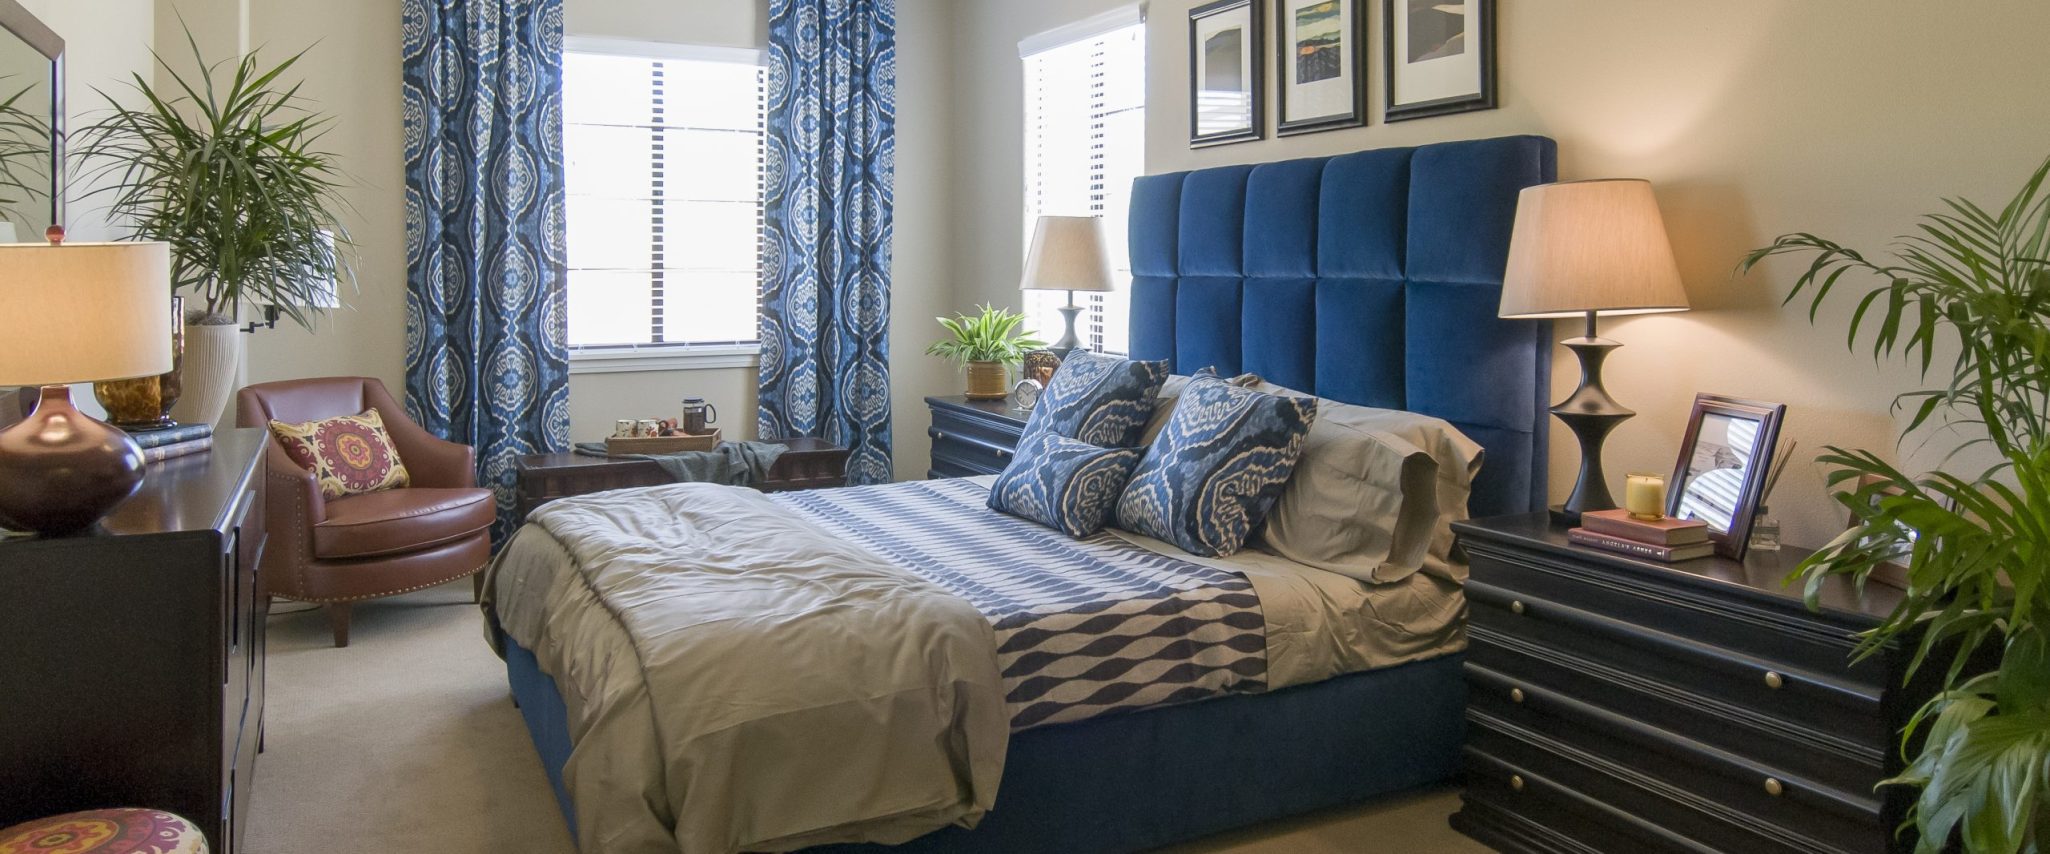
[1666,393,1787,561]
[0,0,61,232]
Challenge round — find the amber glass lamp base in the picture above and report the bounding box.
[0,385,147,536]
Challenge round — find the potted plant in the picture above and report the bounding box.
[926,305,1045,400]
[1743,156,2050,852]
[76,32,352,427]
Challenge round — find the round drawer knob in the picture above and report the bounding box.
[933,431,949,441]
[1509,774,1525,792]
[1509,600,1526,616]
[1509,688,1526,704]
[1764,777,1784,797]
[1763,671,1785,690]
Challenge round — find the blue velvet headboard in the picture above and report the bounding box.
[1127,135,1556,517]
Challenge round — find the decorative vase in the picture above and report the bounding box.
[170,320,243,427]
[93,296,185,428]
[965,361,1009,400]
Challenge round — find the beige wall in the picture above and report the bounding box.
[19,0,155,241]
[951,0,2050,549]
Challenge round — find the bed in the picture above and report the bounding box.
[490,134,1557,853]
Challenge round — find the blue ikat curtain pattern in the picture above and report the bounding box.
[759,0,898,484]
[400,0,571,543]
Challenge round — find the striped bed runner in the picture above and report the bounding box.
[774,478,1267,730]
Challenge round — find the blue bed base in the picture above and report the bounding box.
[504,635,1465,853]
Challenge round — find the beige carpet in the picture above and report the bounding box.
[244,585,1486,854]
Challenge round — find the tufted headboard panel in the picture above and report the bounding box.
[1127,135,1556,517]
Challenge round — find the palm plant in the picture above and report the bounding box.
[1742,155,2050,853]
[75,29,351,327]
[926,304,1045,365]
[0,78,52,221]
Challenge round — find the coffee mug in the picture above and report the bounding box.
[614,419,637,438]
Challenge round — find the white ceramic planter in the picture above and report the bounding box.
[170,322,243,427]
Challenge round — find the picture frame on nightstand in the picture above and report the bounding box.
[1668,393,1787,560]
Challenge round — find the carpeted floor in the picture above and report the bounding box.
[244,584,1486,854]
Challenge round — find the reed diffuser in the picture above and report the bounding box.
[1749,440,1796,552]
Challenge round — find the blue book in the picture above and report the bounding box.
[126,422,214,449]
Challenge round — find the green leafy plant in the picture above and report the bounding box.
[75,29,351,327]
[1742,155,2050,853]
[925,304,1045,365]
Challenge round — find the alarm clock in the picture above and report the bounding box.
[1012,378,1044,412]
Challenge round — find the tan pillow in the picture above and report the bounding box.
[1254,383,1483,584]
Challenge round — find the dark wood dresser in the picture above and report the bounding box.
[925,394,1026,478]
[0,429,268,854]
[1450,512,1937,854]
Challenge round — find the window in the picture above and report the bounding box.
[563,41,765,353]
[1022,14,1145,355]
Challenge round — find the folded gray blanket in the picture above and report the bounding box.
[572,440,789,487]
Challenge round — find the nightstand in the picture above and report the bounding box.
[1449,512,1943,854]
[924,394,1027,478]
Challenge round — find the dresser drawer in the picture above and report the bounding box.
[1466,573,1889,750]
[1467,667,1886,853]
[1466,711,1871,854]
[1468,622,1885,795]
[928,414,1021,477]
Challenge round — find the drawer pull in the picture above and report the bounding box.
[1763,670,1784,690]
[1509,774,1525,792]
[1509,599,1525,616]
[934,431,948,442]
[1509,687,1525,704]
[1764,777,1784,797]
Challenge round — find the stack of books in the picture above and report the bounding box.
[1569,509,1713,562]
[129,423,215,464]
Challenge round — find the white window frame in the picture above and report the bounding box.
[563,37,767,375]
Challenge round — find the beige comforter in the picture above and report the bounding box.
[485,485,1008,854]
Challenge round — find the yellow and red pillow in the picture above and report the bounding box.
[269,408,412,500]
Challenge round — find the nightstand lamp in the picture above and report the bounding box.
[0,241,174,535]
[1021,215,1114,358]
[1500,178,1690,522]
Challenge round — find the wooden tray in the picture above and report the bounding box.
[605,428,721,456]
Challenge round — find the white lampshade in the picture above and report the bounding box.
[0,241,174,386]
[1499,179,1690,319]
[1021,215,1114,294]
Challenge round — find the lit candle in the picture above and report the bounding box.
[1625,473,1666,521]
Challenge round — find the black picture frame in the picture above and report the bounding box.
[1666,393,1787,561]
[1189,0,1264,148]
[1382,0,1495,123]
[1276,0,1365,136]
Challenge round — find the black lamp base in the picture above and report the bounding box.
[1550,312,1633,525]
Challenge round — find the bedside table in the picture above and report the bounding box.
[1449,512,1942,854]
[924,394,1027,478]
[514,437,850,523]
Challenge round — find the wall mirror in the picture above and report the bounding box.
[0,0,59,240]
[1668,393,1787,560]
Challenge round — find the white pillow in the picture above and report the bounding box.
[1254,383,1483,584]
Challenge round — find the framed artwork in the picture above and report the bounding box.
[1667,394,1787,560]
[1383,0,1496,122]
[1276,0,1365,135]
[1189,0,1264,147]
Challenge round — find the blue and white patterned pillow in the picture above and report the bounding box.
[1114,374,1317,557]
[1018,351,1170,449]
[987,433,1146,537]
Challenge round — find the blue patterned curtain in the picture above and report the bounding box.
[400,0,571,542]
[759,0,897,485]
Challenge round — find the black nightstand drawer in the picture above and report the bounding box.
[926,395,1026,478]
[1467,624,1882,795]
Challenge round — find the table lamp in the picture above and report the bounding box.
[0,240,174,535]
[1499,179,1690,522]
[1021,215,1114,358]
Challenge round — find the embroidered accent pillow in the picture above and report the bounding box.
[1018,351,1170,449]
[269,409,412,500]
[987,433,1145,537]
[1114,374,1317,557]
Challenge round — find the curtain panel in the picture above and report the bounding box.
[401,0,572,542]
[759,0,898,485]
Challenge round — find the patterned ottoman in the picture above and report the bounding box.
[0,810,207,854]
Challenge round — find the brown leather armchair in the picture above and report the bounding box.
[237,377,494,647]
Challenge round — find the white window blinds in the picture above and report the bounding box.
[1022,18,1145,355]
[563,48,765,349]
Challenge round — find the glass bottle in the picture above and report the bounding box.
[1749,505,1781,552]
